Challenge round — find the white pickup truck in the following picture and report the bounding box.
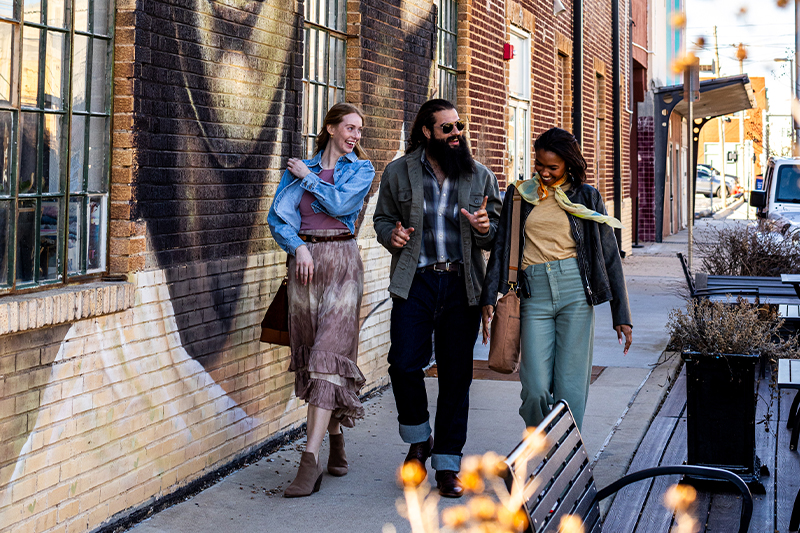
[750,157,800,228]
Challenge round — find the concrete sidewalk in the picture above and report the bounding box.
[126,235,697,533]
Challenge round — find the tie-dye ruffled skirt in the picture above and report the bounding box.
[287,229,365,426]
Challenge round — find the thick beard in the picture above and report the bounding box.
[427,134,476,179]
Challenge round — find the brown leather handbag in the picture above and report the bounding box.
[488,189,522,374]
[260,278,290,345]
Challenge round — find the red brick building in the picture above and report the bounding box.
[0,1,634,531]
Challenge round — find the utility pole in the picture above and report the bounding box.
[737,45,747,196]
[714,27,727,208]
[685,58,700,269]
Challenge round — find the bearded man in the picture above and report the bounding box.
[373,99,502,498]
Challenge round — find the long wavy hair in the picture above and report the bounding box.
[406,99,456,154]
[314,102,368,159]
[533,127,587,186]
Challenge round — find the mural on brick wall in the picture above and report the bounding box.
[132,0,301,367]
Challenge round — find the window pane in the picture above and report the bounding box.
[90,38,109,113]
[315,29,325,82]
[0,0,15,20]
[67,196,83,275]
[74,0,88,32]
[40,197,60,281]
[87,195,105,271]
[42,113,64,193]
[70,114,85,192]
[46,0,67,28]
[87,116,108,192]
[16,199,34,283]
[0,23,13,104]
[93,0,110,36]
[72,34,88,112]
[0,111,12,196]
[0,200,9,286]
[22,0,40,24]
[21,26,40,107]
[19,111,38,194]
[44,31,67,110]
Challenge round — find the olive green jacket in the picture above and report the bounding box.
[373,146,502,305]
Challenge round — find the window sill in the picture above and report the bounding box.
[0,281,135,335]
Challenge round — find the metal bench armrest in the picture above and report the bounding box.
[595,465,752,533]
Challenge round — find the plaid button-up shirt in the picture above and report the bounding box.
[417,152,463,268]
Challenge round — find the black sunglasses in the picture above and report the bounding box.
[437,120,467,134]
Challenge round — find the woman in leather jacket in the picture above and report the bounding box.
[480,127,632,430]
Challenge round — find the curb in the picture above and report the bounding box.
[712,197,745,219]
[591,351,684,517]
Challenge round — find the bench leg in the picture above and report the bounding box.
[788,391,800,430]
[791,487,800,531]
[793,416,800,452]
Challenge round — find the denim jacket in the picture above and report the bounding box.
[267,151,375,255]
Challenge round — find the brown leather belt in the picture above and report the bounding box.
[418,261,462,273]
[298,234,355,243]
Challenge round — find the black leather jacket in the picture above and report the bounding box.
[480,183,632,328]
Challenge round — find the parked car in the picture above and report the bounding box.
[696,166,737,197]
[750,157,800,228]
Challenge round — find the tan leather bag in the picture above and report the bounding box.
[488,190,522,374]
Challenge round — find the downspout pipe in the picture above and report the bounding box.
[612,0,622,248]
[572,0,583,144]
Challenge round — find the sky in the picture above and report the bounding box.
[687,0,796,115]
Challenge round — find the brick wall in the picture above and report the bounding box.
[0,0,408,530]
[0,1,640,531]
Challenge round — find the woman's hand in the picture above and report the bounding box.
[481,305,494,344]
[287,158,312,180]
[295,245,314,285]
[615,324,632,355]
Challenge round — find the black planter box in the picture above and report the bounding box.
[682,351,763,484]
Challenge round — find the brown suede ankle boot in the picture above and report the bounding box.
[284,452,323,498]
[327,433,348,476]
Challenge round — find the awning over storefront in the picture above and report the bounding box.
[652,75,757,242]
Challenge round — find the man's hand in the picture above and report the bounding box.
[390,221,415,248]
[481,305,494,344]
[295,245,314,286]
[287,158,312,180]
[615,324,632,355]
[460,196,490,234]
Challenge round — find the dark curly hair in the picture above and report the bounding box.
[534,127,587,186]
[406,99,456,154]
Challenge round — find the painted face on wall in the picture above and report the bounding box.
[327,113,363,156]
[535,149,568,186]
[175,0,290,168]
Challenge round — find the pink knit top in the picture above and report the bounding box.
[299,169,348,232]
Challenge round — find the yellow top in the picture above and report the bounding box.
[521,185,577,270]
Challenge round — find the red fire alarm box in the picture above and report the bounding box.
[503,43,515,60]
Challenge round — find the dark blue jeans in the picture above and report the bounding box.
[387,269,480,472]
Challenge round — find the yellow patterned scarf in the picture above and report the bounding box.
[514,174,623,229]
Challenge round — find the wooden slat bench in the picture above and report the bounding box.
[503,400,753,533]
[676,252,800,303]
[778,359,800,452]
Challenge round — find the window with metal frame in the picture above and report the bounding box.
[0,0,113,292]
[303,0,346,159]
[508,26,530,183]
[437,0,457,103]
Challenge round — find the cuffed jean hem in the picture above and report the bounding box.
[399,421,432,444]
[431,454,461,472]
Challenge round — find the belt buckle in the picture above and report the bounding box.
[433,262,451,273]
